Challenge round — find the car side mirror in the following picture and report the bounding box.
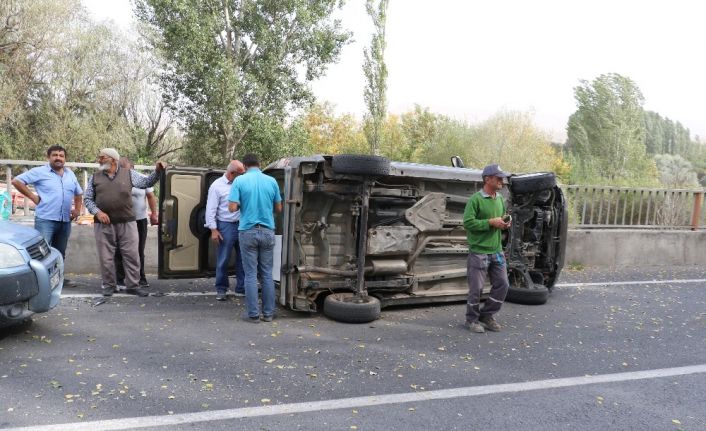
[450,156,465,168]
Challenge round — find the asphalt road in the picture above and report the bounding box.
[1,266,705,430]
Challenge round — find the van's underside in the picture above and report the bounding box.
[269,156,567,315]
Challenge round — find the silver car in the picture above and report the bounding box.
[0,221,64,327]
[158,155,567,323]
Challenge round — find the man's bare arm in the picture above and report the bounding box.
[11,179,40,205]
[71,195,83,219]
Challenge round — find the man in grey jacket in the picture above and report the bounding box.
[83,148,165,297]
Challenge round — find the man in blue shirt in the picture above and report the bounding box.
[12,145,83,263]
[205,160,246,301]
[228,154,282,323]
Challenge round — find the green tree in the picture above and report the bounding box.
[134,0,350,165]
[362,0,389,156]
[301,103,367,155]
[566,73,654,184]
[0,0,177,163]
[654,154,699,188]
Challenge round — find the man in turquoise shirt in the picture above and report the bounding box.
[462,164,511,333]
[228,154,282,323]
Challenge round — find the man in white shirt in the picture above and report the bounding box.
[115,158,158,288]
[205,160,246,301]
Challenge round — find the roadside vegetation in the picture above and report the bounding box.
[1,0,704,190]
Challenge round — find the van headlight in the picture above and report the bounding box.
[0,243,26,268]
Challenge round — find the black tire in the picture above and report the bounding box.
[506,284,549,305]
[332,154,391,177]
[323,293,381,323]
[510,172,556,194]
[190,206,209,238]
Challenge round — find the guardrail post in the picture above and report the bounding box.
[4,165,12,214]
[691,192,703,231]
[20,166,30,216]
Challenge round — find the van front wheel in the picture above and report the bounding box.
[332,154,391,176]
[323,293,381,323]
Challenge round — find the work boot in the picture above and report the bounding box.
[464,321,485,333]
[101,285,114,297]
[479,316,501,332]
[124,287,149,297]
[241,314,260,324]
[216,292,227,301]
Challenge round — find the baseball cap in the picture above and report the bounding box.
[481,164,509,178]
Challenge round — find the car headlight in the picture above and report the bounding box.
[0,243,27,268]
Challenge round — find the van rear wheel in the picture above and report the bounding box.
[323,293,381,323]
[509,172,556,194]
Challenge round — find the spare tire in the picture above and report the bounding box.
[510,172,556,194]
[506,284,549,305]
[332,154,390,177]
[323,292,381,323]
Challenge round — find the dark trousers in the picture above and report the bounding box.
[116,218,148,284]
[466,252,509,323]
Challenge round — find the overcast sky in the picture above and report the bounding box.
[84,0,706,142]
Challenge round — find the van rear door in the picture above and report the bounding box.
[158,167,219,278]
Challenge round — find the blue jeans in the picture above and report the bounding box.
[239,227,275,318]
[34,217,71,259]
[215,220,245,294]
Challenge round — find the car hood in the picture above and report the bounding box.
[0,221,42,248]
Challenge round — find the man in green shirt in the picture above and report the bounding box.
[462,164,511,333]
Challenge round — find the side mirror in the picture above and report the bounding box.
[450,156,465,168]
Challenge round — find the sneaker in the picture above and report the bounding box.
[124,288,149,297]
[233,291,245,297]
[241,314,260,324]
[139,280,150,288]
[479,316,502,332]
[102,285,115,297]
[464,321,485,333]
[116,284,127,292]
[216,292,227,301]
[261,315,273,322]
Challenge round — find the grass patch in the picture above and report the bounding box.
[567,261,585,271]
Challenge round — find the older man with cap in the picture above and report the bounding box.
[205,160,246,301]
[83,148,166,297]
[462,163,512,333]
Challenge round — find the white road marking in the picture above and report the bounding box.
[556,278,706,288]
[7,364,706,431]
[60,278,706,299]
[61,292,221,298]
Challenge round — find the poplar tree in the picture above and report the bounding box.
[362,0,389,156]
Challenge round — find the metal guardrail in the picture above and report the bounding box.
[2,159,704,230]
[0,159,153,216]
[562,185,705,230]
